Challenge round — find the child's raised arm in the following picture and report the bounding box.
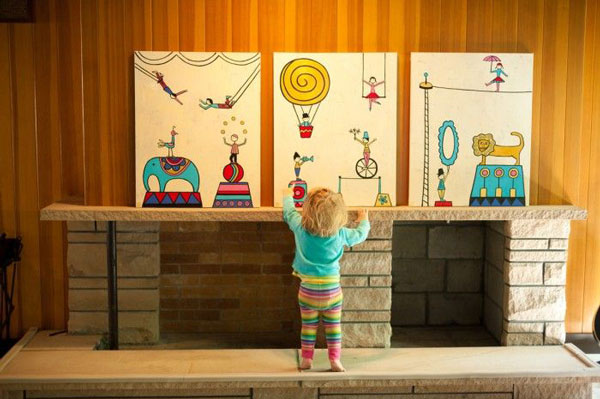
[340,209,370,247]
[282,187,302,232]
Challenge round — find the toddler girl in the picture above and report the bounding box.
[283,187,370,372]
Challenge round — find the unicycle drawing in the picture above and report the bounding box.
[350,128,378,178]
[355,155,378,178]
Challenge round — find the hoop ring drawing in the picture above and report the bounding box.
[438,120,459,167]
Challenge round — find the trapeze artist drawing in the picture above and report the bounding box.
[362,53,387,111]
[408,53,533,207]
[134,51,261,208]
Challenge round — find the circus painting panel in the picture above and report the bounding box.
[273,52,397,207]
[408,52,533,207]
[134,51,261,208]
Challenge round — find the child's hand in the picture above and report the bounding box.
[357,208,368,222]
[283,186,294,197]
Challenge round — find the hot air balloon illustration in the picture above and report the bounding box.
[280,58,330,138]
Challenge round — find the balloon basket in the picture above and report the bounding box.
[299,125,313,138]
[434,200,453,207]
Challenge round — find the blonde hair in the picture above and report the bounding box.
[301,187,348,237]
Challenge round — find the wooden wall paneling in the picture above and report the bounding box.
[490,0,518,52]
[95,1,113,204]
[33,0,67,328]
[124,1,152,201]
[0,25,21,337]
[258,0,285,206]
[582,0,600,332]
[204,0,232,51]
[538,0,570,205]
[336,0,349,52]
[81,0,102,205]
[440,0,467,52]
[106,0,133,205]
[309,0,337,52]
[178,0,205,51]
[232,0,253,51]
[466,0,493,52]
[55,0,85,203]
[398,0,421,205]
[388,0,407,205]
[345,0,364,52]
[10,24,43,330]
[294,0,312,52]
[563,0,591,333]
[361,0,378,51]
[516,0,544,205]
[375,0,390,52]
[283,0,296,50]
[152,0,180,50]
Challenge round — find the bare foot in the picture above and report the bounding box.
[330,359,346,372]
[300,358,313,370]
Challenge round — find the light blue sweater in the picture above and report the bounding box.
[283,196,370,278]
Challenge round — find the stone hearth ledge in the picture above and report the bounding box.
[41,203,586,222]
[1,333,600,399]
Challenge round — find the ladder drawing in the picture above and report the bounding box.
[420,72,433,206]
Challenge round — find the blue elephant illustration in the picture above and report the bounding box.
[143,157,200,192]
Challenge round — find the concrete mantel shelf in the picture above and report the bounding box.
[40,202,587,222]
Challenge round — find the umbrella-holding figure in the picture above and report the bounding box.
[483,55,508,92]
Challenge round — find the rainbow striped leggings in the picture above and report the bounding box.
[298,282,343,361]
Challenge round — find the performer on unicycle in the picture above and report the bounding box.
[354,130,377,166]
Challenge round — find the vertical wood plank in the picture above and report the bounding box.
[440,0,467,52]
[152,0,180,50]
[0,24,21,337]
[582,0,600,332]
[34,0,66,329]
[538,0,570,205]
[10,23,43,331]
[56,0,85,203]
[516,0,544,205]
[466,0,493,52]
[205,0,232,51]
[563,0,589,333]
[258,0,285,205]
[179,0,205,51]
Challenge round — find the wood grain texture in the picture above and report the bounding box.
[0,0,599,334]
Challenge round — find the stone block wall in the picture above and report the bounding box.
[66,221,160,344]
[391,222,484,327]
[159,220,392,348]
[484,220,570,345]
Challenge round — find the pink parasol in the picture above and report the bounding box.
[483,55,502,70]
[483,55,501,62]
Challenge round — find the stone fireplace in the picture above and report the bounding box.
[64,209,579,348]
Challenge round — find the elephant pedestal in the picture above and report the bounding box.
[143,192,203,207]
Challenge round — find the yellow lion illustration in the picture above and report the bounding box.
[472,132,524,165]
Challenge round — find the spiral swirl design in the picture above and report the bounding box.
[280,58,330,106]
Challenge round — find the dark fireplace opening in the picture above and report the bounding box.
[390,221,500,347]
[157,221,302,349]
